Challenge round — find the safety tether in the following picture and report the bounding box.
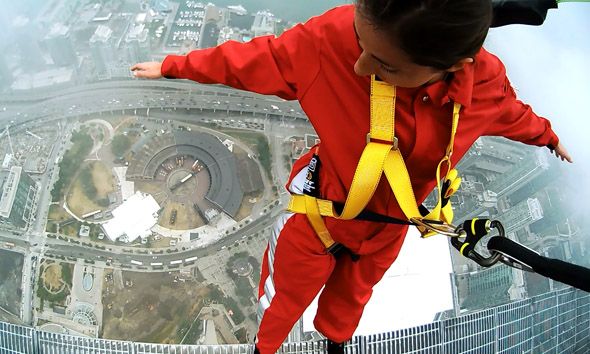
[288,75,463,245]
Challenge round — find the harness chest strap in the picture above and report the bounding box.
[288,75,462,248]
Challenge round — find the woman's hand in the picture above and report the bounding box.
[552,142,573,163]
[130,62,163,79]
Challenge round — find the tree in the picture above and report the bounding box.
[51,131,93,202]
[79,165,97,200]
[111,135,132,157]
[256,135,272,178]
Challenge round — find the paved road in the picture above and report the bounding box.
[42,205,281,269]
[0,232,29,249]
[0,80,307,129]
[0,192,284,274]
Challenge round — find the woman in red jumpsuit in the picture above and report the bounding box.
[132,0,572,353]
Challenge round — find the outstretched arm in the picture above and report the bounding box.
[550,143,573,162]
[132,17,323,101]
[131,61,162,79]
[486,77,573,163]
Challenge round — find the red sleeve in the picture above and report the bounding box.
[486,76,559,148]
[160,17,322,101]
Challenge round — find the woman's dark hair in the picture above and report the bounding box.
[355,0,493,69]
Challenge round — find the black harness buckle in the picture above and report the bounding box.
[327,242,360,262]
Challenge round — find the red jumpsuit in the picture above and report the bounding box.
[161,5,559,353]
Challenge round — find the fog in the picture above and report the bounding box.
[0,0,588,343]
[487,3,590,234]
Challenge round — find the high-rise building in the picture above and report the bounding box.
[441,136,542,220]
[251,11,276,37]
[498,197,544,235]
[456,137,525,182]
[89,25,115,79]
[0,288,587,353]
[44,23,77,67]
[150,0,170,12]
[487,149,550,197]
[12,16,45,70]
[123,23,150,65]
[0,166,38,229]
[455,265,516,311]
[37,0,82,27]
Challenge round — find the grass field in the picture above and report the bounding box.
[67,180,102,216]
[215,128,271,178]
[37,261,72,306]
[42,263,65,293]
[234,192,261,221]
[215,128,264,151]
[101,271,210,343]
[47,204,70,223]
[91,161,115,198]
[60,222,80,238]
[67,161,116,216]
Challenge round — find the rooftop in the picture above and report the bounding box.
[102,191,161,243]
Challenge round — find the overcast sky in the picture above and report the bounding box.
[486,2,590,232]
[486,3,590,172]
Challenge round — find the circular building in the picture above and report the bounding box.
[126,130,245,229]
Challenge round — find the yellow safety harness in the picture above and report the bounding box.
[287,75,463,252]
[282,75,590,293]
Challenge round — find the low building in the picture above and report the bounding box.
[78,225,90,237]
[102,191,160,243]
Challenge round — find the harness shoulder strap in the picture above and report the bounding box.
[288,75,463,244]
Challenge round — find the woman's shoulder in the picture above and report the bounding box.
[316,5,355,22]
[469,47,509,102]
[304,5,359,62]
[304,5,355,37]
[473,47,507,84]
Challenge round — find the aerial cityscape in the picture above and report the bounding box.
[0,0,588,353]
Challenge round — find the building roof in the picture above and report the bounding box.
[2,154,12,170]
[90,25,113,43]
[0,166,21,218]
[48,23,70,38]
[227,5,247,15]
[126,23,148,43]
[102,191,160,243]
[163,131,243,217]
[11,67,74,91]
[135,13,147,23]
[251,11,275,35]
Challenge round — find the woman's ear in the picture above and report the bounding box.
[446,57,474,73]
